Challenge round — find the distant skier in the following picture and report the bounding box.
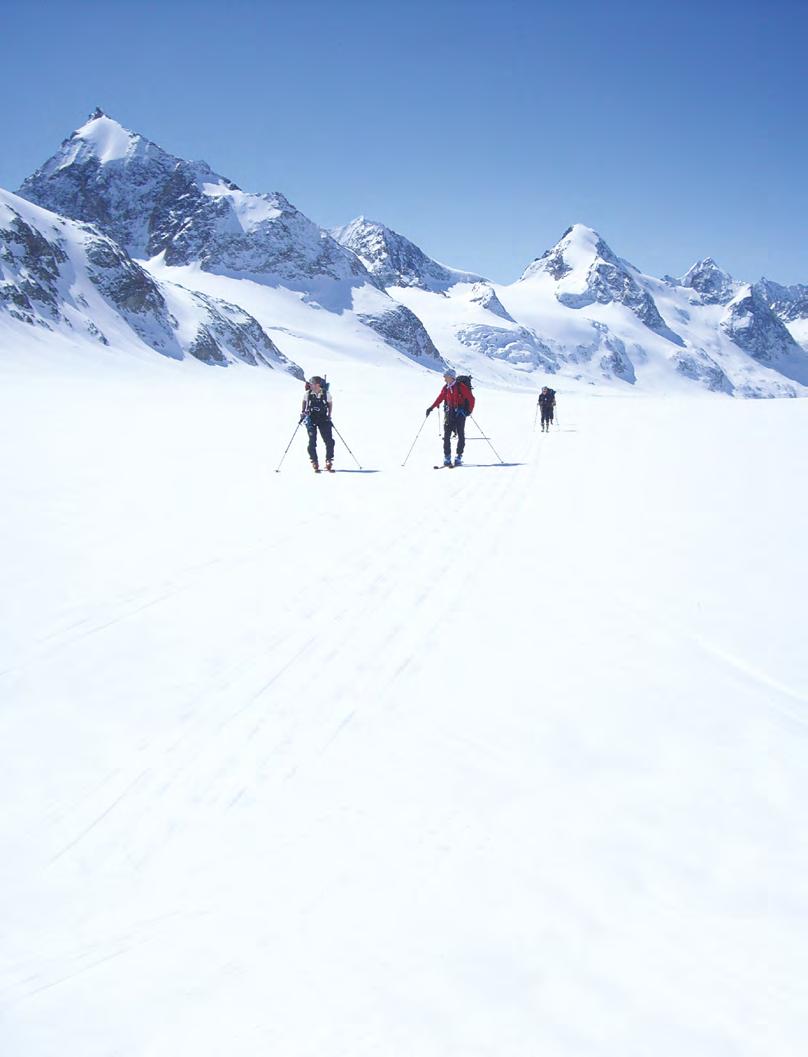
[538,386,556,432]
[301,376,334,472]
[426,368,474,467]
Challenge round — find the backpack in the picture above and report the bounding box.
[455,374,475,415]
[304,376,330,414]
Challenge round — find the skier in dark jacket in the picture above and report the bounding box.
[538,386,556,432]
[426,369,474,466]
[301,376,334,472]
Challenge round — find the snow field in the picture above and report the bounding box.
[1,361,807,1056]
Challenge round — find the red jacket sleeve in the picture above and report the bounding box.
[430,385,448,410]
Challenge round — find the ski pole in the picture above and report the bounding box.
[330,420,362,469]
[275,418,304,473]
[470,415,505,464]
[401,415,429,467]
[533,400,540,431]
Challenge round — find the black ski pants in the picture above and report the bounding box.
[444,409,466,460]
[306,415,334,464]
[541,406,553,427]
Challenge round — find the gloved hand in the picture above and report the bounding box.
[457,407,467,418]
[299,414,307,425]
[426,406,433,417]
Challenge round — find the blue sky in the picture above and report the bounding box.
[3,0,806,284]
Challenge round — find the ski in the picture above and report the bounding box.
[434,464,454,469]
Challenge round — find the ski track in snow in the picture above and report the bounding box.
[1,368,807,1057]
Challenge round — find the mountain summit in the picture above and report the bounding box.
[19,110,367,285]
[680,258,738,304]
[17,112,445,369]
[519,224,668,332]
[720,284,808,385]
[332,217,483,292]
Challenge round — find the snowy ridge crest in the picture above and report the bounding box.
[332,216,484,292]
[520,224,669,332]
[0,187,303,374]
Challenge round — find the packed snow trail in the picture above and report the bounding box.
[1,362,807,1057]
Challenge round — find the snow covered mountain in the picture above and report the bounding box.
[519,224,669,333]
[677,258,808,341]
[0,188,302,372]
[20,109,366,283]
[18,110,444,371]
[9,109,808,395]
[754,277,808,326]
[679,257,739,305]
[720,284,808,384]
[382,223,808,395]
[332,216,483,291]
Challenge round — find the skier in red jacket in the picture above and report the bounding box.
[426,368,474,467]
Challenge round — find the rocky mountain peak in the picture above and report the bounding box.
[0,187,303,374]
[519,224,619,283]
[16,116,443,367]
[519,224,668,333]
[720,284,808,384]
[754,277,808,322]
[680,258,737,304]
[18,114,365,282]
[332,215,483,292]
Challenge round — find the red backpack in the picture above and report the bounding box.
[456,375,475,414]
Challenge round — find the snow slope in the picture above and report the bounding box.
[0,188,302,373]
[390,225,808,396]
[18,111,445,371]
[1,351,807,1057]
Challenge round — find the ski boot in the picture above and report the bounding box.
[454,454,463,467]
[443,456,452,467]
[325,459,334,473]
[311,461,321,473]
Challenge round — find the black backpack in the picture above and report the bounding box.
[304,376,330,413]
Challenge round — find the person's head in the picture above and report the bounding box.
[443,369,456,383]
[541,386,548,392]
[309,375,323,392]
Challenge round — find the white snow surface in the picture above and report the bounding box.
[1,343,807,1056]
[201,184,284,232]
[63,113,137,166]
